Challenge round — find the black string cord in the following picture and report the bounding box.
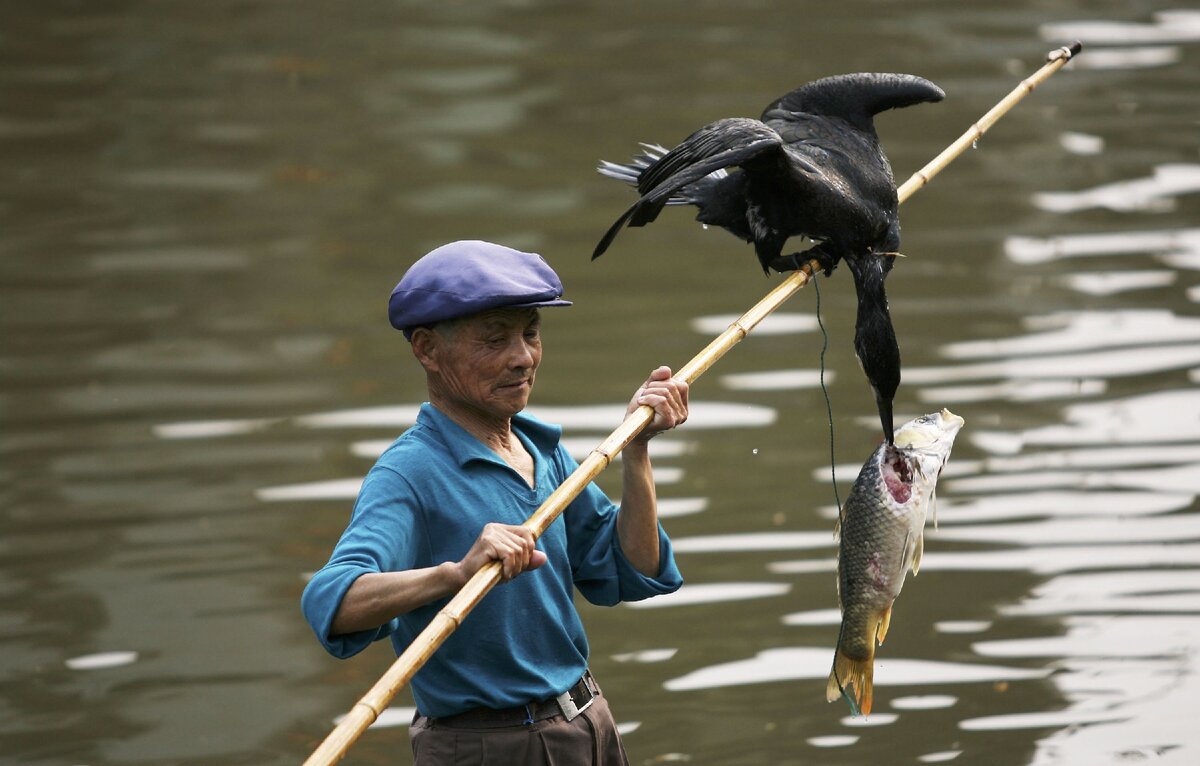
[812,276,842,515]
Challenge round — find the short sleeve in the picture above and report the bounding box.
[300,465,421,658]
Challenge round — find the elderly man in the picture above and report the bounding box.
[302,240,688,764]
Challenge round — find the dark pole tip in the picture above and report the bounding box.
[1048,40,1084,62]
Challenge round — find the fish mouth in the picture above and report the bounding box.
[940,408,965,431]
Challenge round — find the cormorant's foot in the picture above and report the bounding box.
[768,252,808,274]
[769,245,840,276]
[806,245,840,277]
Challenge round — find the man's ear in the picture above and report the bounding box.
[409,327,439,371]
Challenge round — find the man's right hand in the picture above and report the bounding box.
[457,523,547,584]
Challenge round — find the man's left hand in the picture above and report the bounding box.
[627,366,689,443]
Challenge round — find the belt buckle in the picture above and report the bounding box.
[555,677,596,722]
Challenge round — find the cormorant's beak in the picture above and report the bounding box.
[874,385,895,445]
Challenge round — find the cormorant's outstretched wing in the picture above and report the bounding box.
[762,73,945,134]
[592,118,787,260]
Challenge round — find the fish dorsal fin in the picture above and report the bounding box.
[762,73,945,133]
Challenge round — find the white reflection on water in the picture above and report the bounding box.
[655,498,709,519]
[672,531,834,553]
[917,379,1105,404]
[773,546,1200,578]
[1032,164,1200,214]
[935,491,1193,523]
[256,478,364,502]
[782,608,841,626]
[154,418,281,439]
[1059,132,1103,156]
[917,752,963,763]
[691,312,818,336]
[623,582,790,609]
[65,651,139,670]
[1062,270,1176,295]
[1004,227,1200,265]
[891,695,957,710]
[932,513,1200,546]
[1064,46,1181,71]
[841,712,898,726]
[946,462,1200,495]
[941,310,1200,360]
[960,445,1200,474]
[768,558,835,575]
[904,344,1200,384]
[970,390,1200,448]
[721,369,834,391]
[961,709,1131,731]
[1041,10,1200,45]
[918,545,1200,575]
[612,648,677,663]
[998,570,1200,617]
[970,616,1200,764]
[807,735,859,747]
[935,621,993,634]
[663,647,1048,692]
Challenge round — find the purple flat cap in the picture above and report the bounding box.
[388,240,572,338]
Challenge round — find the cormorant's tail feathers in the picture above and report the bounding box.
[592,202,640,260]
[597,143,696,207]
[637,118,780,195]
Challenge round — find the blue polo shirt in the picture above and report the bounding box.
[301,403,683,717]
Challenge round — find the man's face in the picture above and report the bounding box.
[429,308,542,420]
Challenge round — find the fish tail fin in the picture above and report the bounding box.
[826,647,876,717]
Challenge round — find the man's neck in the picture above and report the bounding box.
[428,398,535,487]
[428,395,514,452]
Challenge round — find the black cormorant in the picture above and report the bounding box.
[593,73,945,444]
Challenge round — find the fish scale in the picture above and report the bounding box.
[827,409,965,716]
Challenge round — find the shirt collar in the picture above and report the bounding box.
[417,402,563,468]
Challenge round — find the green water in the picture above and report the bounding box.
[3,2,1199,764]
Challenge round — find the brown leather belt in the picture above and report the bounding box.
[430,671,600,728]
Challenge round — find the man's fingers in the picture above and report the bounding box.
[479,524,542,581]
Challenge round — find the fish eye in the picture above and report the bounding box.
[917,416,931,424]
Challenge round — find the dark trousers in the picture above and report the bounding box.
[410,692,628,765]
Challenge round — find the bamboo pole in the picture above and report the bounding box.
[896,41,1083,203]
[303,41,1081,766]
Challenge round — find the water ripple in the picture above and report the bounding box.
[663,647,1048,692]
[1032,164,1200,214]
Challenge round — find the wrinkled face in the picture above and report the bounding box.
[421,308,542,420]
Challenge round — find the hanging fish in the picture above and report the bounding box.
[827,408,965,716]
